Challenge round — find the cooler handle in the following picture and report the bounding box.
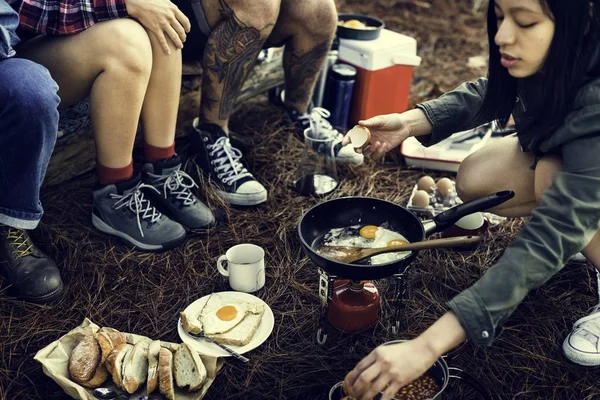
[391,54,422,67]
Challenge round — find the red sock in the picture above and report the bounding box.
[144,142,175,163]
[96,160,134,185]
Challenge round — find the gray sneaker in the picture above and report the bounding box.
[92,175,187,251]
[142,156,216,230]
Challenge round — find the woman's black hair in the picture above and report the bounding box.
[475,0,600,153]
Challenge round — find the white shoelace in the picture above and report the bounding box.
[110,183,161,237]
[208,136,252,185]
[154,169,198,206]
[572,304,600,350]
[303,107,343,142]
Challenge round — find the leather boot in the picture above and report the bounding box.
[0,225,64,303]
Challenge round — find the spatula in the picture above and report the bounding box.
[318,235,482,264]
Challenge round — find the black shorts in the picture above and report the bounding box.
[172,0,209,62]
[173,0,284,62]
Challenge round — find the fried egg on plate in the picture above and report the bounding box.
[200,300,264,335]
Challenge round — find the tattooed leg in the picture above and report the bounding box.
[199,0,280,133]
[270,0,337,113]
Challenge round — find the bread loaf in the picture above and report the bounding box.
[68,335,101,384]
[146,340,162,395]
[158,348,175,400]
[173,343,207,392]
[79,364,108,389]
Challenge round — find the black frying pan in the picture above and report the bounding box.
[298,191,514,280]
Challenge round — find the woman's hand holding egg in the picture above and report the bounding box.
[342,113,411,159]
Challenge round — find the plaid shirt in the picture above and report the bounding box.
[8,0,128,36]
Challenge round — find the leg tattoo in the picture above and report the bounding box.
[201,0,271,122]
[283,39,330,108]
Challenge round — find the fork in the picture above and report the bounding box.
[189,330,249,363]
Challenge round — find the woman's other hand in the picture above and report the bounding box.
[126,0,191,54]
[343,339,437,400]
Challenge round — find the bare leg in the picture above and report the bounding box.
[141,32,182,148]
[456,136,537,217]
[199,0,280,133]
[16,19,153,168]
[269,0,337,113]
[457,135,600,270]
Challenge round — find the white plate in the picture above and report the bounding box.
[177,291,275,358]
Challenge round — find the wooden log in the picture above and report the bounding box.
[44,48,284,187]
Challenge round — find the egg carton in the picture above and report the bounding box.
[406,182,506,226]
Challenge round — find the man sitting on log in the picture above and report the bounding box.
[9,0,216,251]
[0,0,63,303]
[173,0,364,207]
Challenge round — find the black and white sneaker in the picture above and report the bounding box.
[142,155,215,230]
[92,175,187,251]
[285,107,364,166]
[189,120,268,206]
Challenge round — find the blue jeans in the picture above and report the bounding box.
[0,58,60,229]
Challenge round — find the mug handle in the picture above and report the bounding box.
[217,255,229,277]
[447,367,492,400]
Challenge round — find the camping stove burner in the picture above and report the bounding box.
[316,268,409,344]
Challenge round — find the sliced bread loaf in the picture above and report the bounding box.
[207,308,265,346]
[146,340,162,395]
[96,332,115,365]
[122,340,150,394]
[68,335,101,384]
[106,343,133,389]
[173,343,207,392]
[158,348,175,400]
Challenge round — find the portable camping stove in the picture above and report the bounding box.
[316,268,409,344]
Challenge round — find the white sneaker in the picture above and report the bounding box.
[570,252,587,263]
[289,107,364,166]
[563,303,600,366]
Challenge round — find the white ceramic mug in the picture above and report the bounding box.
[217,244,265,293]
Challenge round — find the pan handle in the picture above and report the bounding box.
[425,190,515,235]
[447,367,492,400]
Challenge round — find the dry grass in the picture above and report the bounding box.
[2,1,600,400]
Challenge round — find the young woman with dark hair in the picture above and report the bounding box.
[341,0,600,398]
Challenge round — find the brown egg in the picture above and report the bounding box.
[417,175,435,193]
[412,190,430,208]
[436,177,454,198]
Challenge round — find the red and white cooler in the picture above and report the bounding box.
[338,29,422,125]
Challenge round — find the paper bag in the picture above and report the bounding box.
[34,318,224,400]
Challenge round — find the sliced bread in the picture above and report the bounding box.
[158,348,175,400]
[146,340,162,395]
[106,343,133,389]
[180,310,203,334]
[68,335,101,384]
[206,308,265,346]
[96,332,115,365]
[121,340,150,394]
[173,343,207,392]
